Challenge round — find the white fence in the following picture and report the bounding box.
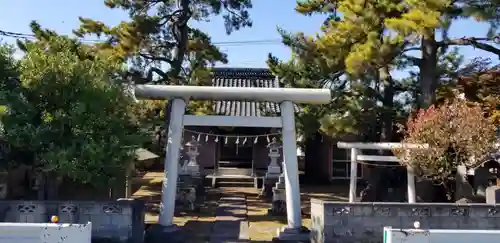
[383,227,500,243]
[0,222,91,243]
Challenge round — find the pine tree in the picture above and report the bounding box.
[269,0,499,201]
[275,0,499,108]
[74,0,253,85]
[71,0,254,151]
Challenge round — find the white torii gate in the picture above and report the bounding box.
[134,85,331,238]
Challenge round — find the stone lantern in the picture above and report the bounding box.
[265,137,286,216]
[182,136,200,176]
[266,137,281,178]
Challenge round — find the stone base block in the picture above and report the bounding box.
[274,226,310,242]
[268,200,286,216]
[267,165,281,175]
[260,183,275,199]
[186,164,201,176]
[145,224,184,243]
[260,177,279,199]
[177,175,206,211]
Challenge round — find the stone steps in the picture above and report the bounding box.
[215,167,254,176]
[206,167,263,188]
[210,195,249,243]
[210,177,261,188]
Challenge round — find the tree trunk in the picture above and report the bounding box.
[162,0,191,148]
[380,67,394,142]
[360,67,399,201]
[168,0,191,83]
[419,31,438,109]
[37,172,60,200]
[415,31,441,202]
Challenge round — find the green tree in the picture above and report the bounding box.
[74,0,253,85]
[0,32,148,198]
[0,42,20,169]
[269,0,499,201]
[290,0,499,108]
[73,0,254,151]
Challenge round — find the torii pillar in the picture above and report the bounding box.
[134,85,331,242]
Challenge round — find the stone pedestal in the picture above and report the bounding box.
[176,175,205,212]
[268,174,286,216]
[260,176,279,199]
[275,226,310,242]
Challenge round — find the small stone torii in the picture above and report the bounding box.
[337,142,428,203]
[133,84,331,241]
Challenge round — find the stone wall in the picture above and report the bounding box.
[310,199,500,243]
[0,198,145,243]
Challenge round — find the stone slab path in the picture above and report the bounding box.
[210,194,250,243]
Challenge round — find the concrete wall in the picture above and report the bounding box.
[0,199,144,243]
[310,199,500,243]
[0,222,92,243]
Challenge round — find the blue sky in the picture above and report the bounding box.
[0,0,497,70]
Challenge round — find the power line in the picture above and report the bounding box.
[0,29,283,46]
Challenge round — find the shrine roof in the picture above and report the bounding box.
[210,67,284,116]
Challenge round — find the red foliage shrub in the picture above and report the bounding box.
[396,99,497,182]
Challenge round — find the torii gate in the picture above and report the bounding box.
[134,84,330,240]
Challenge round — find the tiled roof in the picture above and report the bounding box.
[211,68,282,116]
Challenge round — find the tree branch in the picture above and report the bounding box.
[167,0,192,85]
[139,52,172,64]
[437,36,500,57]
[403,47,421,52]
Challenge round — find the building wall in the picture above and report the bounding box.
[305,134,363,182]
[182,127,277,170]
[252,138,283,169]
[311,199,500,243]
[183,128,217,168]
[319,134,365,181]
[305,134,333,182]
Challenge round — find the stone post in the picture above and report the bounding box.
[159,98,186,226]
[406,150,416,203]
[146,99,187,243]
[348,148,358,202]
[277,100,309,241]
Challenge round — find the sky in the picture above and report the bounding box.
[0,0,498,71]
